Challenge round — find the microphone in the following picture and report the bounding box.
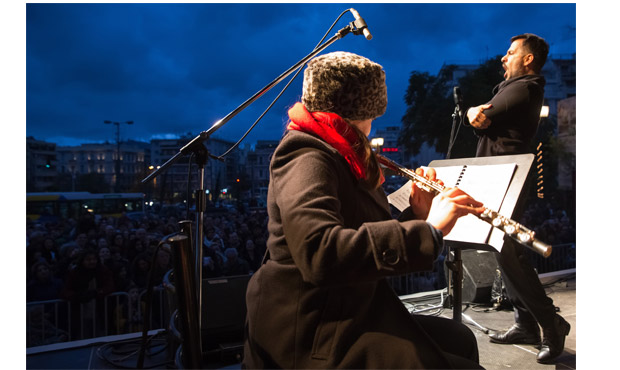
[453,86,463,106]
[350,8,372,40]
[453,86,463,118]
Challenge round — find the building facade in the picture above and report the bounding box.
[245,140,278,205]
[26,137,57,192]
[56,141,148,192]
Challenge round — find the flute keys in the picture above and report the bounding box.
[504,224,516,235]
[492,217,503,228]
[518,232,532,244]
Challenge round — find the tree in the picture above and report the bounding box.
[399,67,454,157]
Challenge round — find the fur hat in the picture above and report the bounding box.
[302,51,387,121]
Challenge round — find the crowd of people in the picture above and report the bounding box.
[26,203,269,342]
[26,204,269,303]
[520,198,576,247]
[25,196,574,306]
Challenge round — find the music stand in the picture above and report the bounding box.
[428,154,535,328]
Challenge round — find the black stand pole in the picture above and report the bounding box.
[192,148,208,337]
[445,246,462,322]
[446,106,460,159]
[444,246,490,333]
[168,231,202,369]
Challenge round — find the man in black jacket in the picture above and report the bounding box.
[466,33,571,364]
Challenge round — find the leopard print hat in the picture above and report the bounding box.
[302,51,387,121]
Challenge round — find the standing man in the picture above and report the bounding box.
[466,33,571,364]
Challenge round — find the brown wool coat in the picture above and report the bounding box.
[243,130,452,369]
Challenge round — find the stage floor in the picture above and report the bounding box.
[26,271,576,369]
[447,271,576,369]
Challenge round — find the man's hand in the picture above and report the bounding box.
[467,104,493,129]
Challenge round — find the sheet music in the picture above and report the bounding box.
[387,180,414,212]
[439,163,516,249]
[387,163,517,251]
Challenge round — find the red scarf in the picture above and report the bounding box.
[287,102,366,180]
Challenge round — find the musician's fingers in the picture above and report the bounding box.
[410,180,420,194]
[447,195,484,209]
[455,203,485,216]
[441,187,463,196]
[425,167,437,182]
[414,167,438,182]
[441,188,484,208]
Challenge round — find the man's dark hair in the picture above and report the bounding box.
[511,33,549,73]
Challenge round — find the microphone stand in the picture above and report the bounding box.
[141,19,367,350]
[446,105,460,159]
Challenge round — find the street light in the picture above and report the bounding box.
[370,137,384,153]
[104,120,133,192]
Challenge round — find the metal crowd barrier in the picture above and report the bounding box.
[26,287,170,348]
[26,299,71,347]
[388,242,576,296]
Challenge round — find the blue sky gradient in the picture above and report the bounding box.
[25,3,576,149]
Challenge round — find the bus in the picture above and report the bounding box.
[26,192,145,221]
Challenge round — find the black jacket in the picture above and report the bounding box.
[473,74,546,157]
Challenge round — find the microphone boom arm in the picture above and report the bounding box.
[142,24,356,184]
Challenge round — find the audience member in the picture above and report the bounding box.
[130,252,151,290]
[27,260,64,302]
[222,247,250,276]
[39,237,59,265]
[240,239,263,273]
[98,246,114,270]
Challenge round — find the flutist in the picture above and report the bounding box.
[243,51,485,369]
[466,33,570,364]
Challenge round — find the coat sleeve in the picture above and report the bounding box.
[270,143,440,287]
[483,80,533,123]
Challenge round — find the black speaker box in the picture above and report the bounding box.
[164,272,250,365]
[201,274,251,351]
[459,250,497,303]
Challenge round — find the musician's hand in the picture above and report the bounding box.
[409,167,443,220]
[426,187,485,236]
[467,104,492,129]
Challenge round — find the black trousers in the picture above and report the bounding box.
[495,237,556,330]
[414,314,483,369]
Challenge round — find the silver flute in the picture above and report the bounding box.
[377,154,552,258]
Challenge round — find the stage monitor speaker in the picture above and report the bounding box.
[201,274,251,351]
[460,250,498,304]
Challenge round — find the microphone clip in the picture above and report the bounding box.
[350,18,368,37]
